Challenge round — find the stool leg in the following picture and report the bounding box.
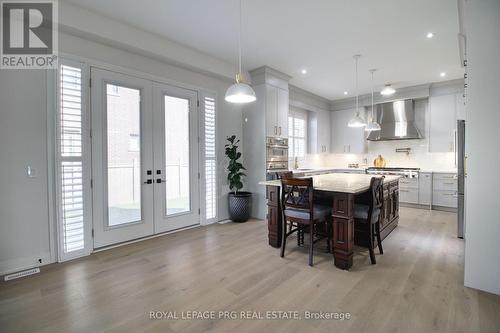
[309,223,314,266]
[369,224,376,264]
[376,221,383,254]
[280,219,287,258]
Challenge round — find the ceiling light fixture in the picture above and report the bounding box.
[440,72,446,77]
[426,32,435,39]
[301,69,307,74]
[348,55,367,128]
[225,0,256,104]
[344,91,348,95]
[381,84,396,96]
[365,69,381,132]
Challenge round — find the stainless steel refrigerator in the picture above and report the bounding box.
[457,120,466,238]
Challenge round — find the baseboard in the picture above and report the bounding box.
[400,202,457,212]
[0,252,52,276]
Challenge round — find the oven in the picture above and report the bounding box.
[266,137,288,172]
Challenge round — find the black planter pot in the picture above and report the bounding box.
[228,191,252,222]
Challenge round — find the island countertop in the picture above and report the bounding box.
[259,173,401,194]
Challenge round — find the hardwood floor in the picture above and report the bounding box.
[1,207,499,333]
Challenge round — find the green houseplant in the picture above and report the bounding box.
[225,135,252,222]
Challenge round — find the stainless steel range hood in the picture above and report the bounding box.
[366,99,423,141]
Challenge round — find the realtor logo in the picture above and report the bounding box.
[1,0,58,69]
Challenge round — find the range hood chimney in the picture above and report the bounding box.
[366,99,423,141]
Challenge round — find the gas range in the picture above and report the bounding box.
[366,167,420,178]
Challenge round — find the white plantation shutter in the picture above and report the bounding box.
[203,94,217,222]
[57,62,90,260]
[288,109,307,161]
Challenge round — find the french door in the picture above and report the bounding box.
[91,68,199,248]
[152,82,200,233]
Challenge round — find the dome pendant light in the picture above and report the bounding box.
[365,69,381,132]
[348,55,367,128]
[380,84,396,96]
[225,0,256,104]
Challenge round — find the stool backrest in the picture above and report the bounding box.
[370,177,384,211]
[276,171,293,180]
[281,178,313,211]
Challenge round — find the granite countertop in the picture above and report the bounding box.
[259,173,401,194]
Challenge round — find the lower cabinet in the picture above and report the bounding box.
[418,172,432,205]
[432,173,458,208]
[399,178,419,204]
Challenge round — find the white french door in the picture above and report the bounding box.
[91,68,200,248]
[153,83,200,233]
[91,68,154,248]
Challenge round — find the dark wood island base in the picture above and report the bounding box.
[265,177,400,269]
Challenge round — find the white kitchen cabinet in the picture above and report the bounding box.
[265,85,289,138]
[429,94,457,152]
[418,172,432,205]
[432,173,458,208]
[330,108,366,154]
[308,109,331,154]
[277,88,289,137]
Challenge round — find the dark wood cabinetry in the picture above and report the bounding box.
[266,178,399,251]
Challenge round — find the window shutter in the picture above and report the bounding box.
[58,64,85,255]
[203,95,217,221]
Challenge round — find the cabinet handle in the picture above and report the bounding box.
[279,126,281,136]
[274,126,277,135]
[443,182,455,185]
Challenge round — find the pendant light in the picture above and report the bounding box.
[225,0,256,104]
[380,84,396,96]
[365,69,381,132]
[348,55,366,128]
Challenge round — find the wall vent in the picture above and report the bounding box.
[4,268,40,281]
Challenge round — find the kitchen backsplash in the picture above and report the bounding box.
[302,138,456,171]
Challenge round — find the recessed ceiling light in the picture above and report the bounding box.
[301,69,307,74]
[343,91,348,95]
[426,32,434,39]
[440,72,446,77]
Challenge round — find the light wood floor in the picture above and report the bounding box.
[1,207,500,333]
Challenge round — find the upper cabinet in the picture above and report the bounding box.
[330,108,366,154]
[265,85,289,137]
[249,66,292,138]
[429,93,463,152]
[308,109,331,154]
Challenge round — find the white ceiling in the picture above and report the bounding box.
[65,0,463,100]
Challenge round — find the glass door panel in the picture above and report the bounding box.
[164,95,191,216]
[106,84,142,226]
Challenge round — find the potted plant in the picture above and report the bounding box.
[225,135,252,222]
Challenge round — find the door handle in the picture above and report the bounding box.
[143,179,152,184]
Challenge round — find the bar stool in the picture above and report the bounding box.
[353,177,384,264]
[280,178,331,266]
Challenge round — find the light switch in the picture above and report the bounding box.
[27,165,37,178]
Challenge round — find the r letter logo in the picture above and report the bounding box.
[1,0,58,69]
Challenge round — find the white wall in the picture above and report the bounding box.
[0,70,53,274]
[0,30,242,274]
[463,0,500,295]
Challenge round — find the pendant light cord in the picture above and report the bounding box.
[354,55,360,115]
[238,0,242,76]
[371,70,374,120]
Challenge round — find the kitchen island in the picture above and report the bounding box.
[259,173,401,269]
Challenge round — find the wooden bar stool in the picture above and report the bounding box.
[353,177,384,264]
[280,178,331,266]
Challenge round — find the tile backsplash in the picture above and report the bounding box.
[303,138,456,172]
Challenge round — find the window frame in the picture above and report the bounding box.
[288,108,308,163]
